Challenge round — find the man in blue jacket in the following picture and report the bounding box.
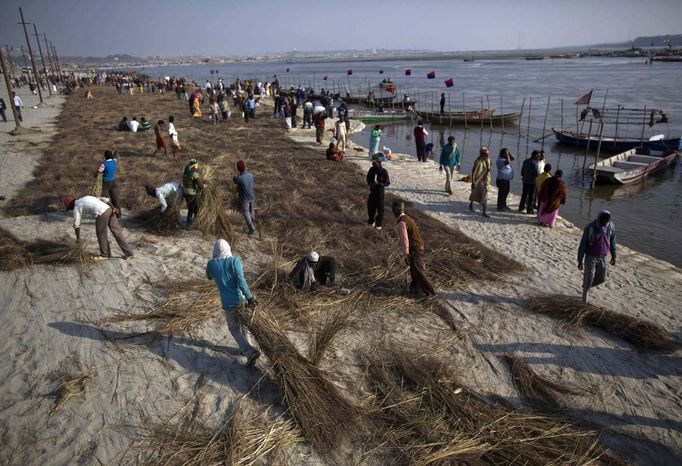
[578,210,617,302]
[206,239,260,367]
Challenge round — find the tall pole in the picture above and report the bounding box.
[5,45,17,81]
[19,45,28,68]
[18,7,44,105]
[51,42,63,83]
[0,46,22,132]
[43,33,55,76]
[32,24,51,96]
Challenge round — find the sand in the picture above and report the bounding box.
[0,88,680,465]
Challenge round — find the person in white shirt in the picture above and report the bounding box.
[145,181,181,212]
[167,115,180,156]
[128,117,140,133]
[64,195,134,260]
[12,92,23,122]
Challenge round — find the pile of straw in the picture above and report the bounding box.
[128,201,182,236]
[50,371,91,415]
[366,351,613,465]
[194,165,233,241]
[133,399,301,465]
[528,295,678,351]
[505,353,584,410]
[0,227,91,271]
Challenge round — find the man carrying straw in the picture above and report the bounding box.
[182,159,203,229]
[206,239,260,367]
[392,201,435,297]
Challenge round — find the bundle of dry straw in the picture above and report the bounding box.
[195,165,233,241]
[0,227,91,271]
[528,295,678,351]
[50,371,91,416]
[133,399,301,466]
[128,201,182,236]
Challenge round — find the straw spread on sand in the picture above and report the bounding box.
[0,227,92,271]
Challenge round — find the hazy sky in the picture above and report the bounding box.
[2,0,681,57]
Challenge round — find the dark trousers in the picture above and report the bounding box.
[416,140,426,161]
[0,108,6,122]
[95,208,133,257]
[314,256,336,285]
[303,110,312,128]
[519,183,536,213]
[184,194,199,224]
[367,187,385,227]
[409,248,435,296]
[102,180,121,211]
[315,125,324,143]
[496,178,510,210]
[15,106,23,122]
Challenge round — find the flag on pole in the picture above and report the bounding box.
[386,86,396,94]
[405,69,412,76]
[286,68,290,72]
[347,69,353,75]
[575,90,593,105]
[427,71,436,79]
[444,78,454,88]
[379,70,384,74]
[323,76,328,81]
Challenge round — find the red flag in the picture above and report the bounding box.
[347,69,353,75]
[444,78,454,88]
[386,86,396,94]
[575,90,593,105]
[405,69,412,76]
[323,76,328,81]
[427,71,436,79]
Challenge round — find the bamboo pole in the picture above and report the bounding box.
[612,105,621,151]
[591,121,605,189]
[526,96,532,142]
[479,97,484,147]
[560,98,564,132]
[639,105,647,147]
[500,95,505,133]
[0,46,22,132]
[43,34,54,77]
[518,97,526,137]
[18,7,44,105]
[541,96,551,149]
[486,95,493,130]
[32,24,51,96]
[582,119,594,172]
[463,93,468,130]
[448,92,452,126]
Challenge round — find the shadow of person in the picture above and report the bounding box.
[48,321,281,405]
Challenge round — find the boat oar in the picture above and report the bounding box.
[533,131,554,143]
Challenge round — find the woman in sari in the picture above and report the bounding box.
[537,169,567,228]
[469,147,491,217]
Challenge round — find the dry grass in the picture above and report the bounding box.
[528,295,678,351]
[365,351,614,465]
[132,399,301,465]
[89,173,103,197]
[128,201,182,236]
[50,371,91,416]
[0,227,92,272]
[194,164,234,241]
[505,353,585,410]
[307,304,356,366]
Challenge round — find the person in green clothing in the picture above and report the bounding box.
[182,159,203,228]
[469,147,491,218]
[438,136,461,195]
[369,125,382,158]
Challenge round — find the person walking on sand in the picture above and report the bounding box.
[496,148,515,211]
[168,115,181,156]
[64,195,134,260]
[469,147,491,218]
[233,160,256,236]
[367,155,390,230]
[209,98,219,125]
[206,239,260,367]
[537,169,567,228]
[145,181,181,212]
[314,111,326,145]
[335,117,347,153]
[578,210,616,302]
[369,125,382,158]
[97,150,122,213]
[414,121,428,162]
[12,92,23,122]
[439,136,461,195]
[392,201,435,297]
[519,150,540,214]
[182,159,203,228]
[152,120,167,156]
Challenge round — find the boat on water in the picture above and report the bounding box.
[366,96,397,107]
[416,109,521,126]
[348,110,412,124]
[588,148,679,184]
[552,128,682,153]
[525,56,544,60]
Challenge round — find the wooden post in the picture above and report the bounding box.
[526,96,532,142]
[591,121,605,189]
[18,7,45,105]
[5,45,17,81]
[448,92,452,126]
[463,93,468,130]
[0,46,22,132]
[560,98,564,132]
[541,96,551,149]
[486,95,493,130]
[518,97,526,137]
[639,105,647,147]
[500,95,505,133]
[612,105,621,151]
[32,24,51,96]
[51,42,63,83]
[479,97,484,147]
[43,34,54,77]
[582,119,593,172]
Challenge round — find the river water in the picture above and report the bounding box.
[140,58,682,267]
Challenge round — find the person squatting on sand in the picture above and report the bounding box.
[392,201,435,297]
[233,160,256,236]
[145,181,181,212]
[206,239,260,368]
[578,210,617,302]
[97,150,121,213]
[537,169,567,228]
[367,155,390,230]
[439,136,461,195]
[289,251,336,291]
[325,142,343,162]
[64,195,134,260]
[182,159,203,228]
[469,147,491,218]
[495,148,515,210]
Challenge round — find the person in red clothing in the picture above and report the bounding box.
[413,121,429,162]
[152,120,167,156]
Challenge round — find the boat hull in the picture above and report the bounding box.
[589,148,679,184]
[416,111,521,126]
[349,114,411,124]
[552,128,682,153]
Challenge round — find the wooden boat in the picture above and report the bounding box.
[339,96,364,104]
[366,96,397,107]
[525,56,544,60]
[552,128,682,153]
[348,110,412,124]
[588,148,679,184]
[416,109,521,126]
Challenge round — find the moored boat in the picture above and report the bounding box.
[552,128,682,153]
[588,148,679,184]
[348,110,412,124]
[416,109,521,126]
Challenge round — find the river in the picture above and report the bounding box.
[139,57,682,267]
